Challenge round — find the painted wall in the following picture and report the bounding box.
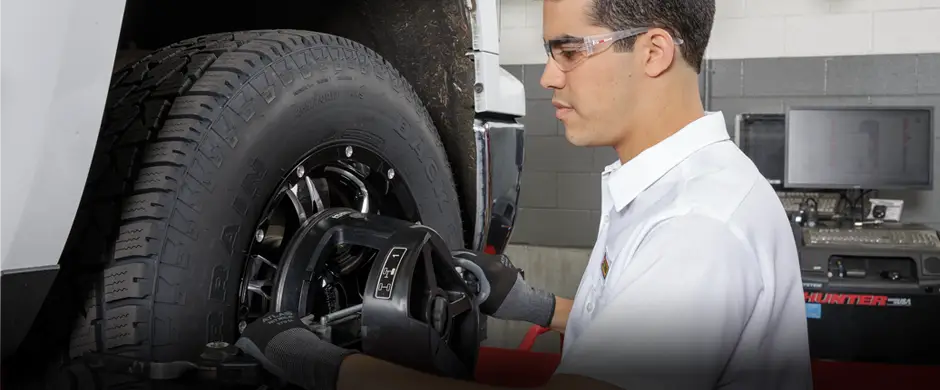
[499,0,547,65]
[498,0,940,248]
[499,0,940,64]
[708,0,940,59]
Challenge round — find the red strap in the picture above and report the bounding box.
[518,325,564,351]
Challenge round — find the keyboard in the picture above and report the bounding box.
[804,227,940,249]
[777,191,841,216]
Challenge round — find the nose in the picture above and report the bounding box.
[539,58,565,91]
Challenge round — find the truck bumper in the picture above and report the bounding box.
[1,264,59,360]
[471,119,525,255]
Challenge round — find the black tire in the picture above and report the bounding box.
[60,29,463,386]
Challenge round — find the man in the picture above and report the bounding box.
[234,0,813,389]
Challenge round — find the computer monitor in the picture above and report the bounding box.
[735,113,785,189]
[784,107,934,190]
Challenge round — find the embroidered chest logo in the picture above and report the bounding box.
[601,252,610,279]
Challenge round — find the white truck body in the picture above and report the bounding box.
[2,0,129,273]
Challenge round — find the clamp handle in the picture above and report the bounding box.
[453,257,492,306]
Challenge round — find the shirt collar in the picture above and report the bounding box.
[603,111,730,212]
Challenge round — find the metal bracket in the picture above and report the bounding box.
[303,304,363,344]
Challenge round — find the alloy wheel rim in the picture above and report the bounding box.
[236,143,420,333]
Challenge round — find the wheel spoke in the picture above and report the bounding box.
[247,279,271,300]
[285,184,308,222]
[324,166,370,213]
[253,254,276,269]
[305,176,325,211]
[295,174,328,218]
[241,254,277,306]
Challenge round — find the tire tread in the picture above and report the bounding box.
[61,30,460,386]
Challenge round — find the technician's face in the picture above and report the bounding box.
[540,0,640,148]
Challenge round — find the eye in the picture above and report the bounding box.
[558,50,578,59]
[554,43,582,59]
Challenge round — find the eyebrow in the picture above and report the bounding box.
[545,33,580,41]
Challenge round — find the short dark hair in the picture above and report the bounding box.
[587,0,715,72]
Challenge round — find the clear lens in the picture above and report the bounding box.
[545,40,588,71]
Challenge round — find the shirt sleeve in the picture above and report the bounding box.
[554,214,764,390]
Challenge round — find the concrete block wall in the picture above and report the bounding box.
[499,1,940,248]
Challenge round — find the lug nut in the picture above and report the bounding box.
[387,169,395,179]
[255,229,264,242]
[206,341,229,349]
[296,166,305,178]
[238,321,247,334]
[345,146,353,157]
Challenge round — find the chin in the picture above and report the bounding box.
[562,127,594,147]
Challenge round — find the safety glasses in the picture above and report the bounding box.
[543,28,684,72]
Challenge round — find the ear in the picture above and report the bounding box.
[643,28,677,78]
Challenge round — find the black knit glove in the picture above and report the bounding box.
[234,311,356,390]
[452,250,556,327]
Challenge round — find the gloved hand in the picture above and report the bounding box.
[234,311,357,390]
[452,250,556,328]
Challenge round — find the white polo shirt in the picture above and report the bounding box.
[554,112,813,390]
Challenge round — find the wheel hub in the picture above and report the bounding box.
[235,145,482,378]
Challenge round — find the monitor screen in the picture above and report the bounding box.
[736,114,785,188]
[785,107,933,190]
